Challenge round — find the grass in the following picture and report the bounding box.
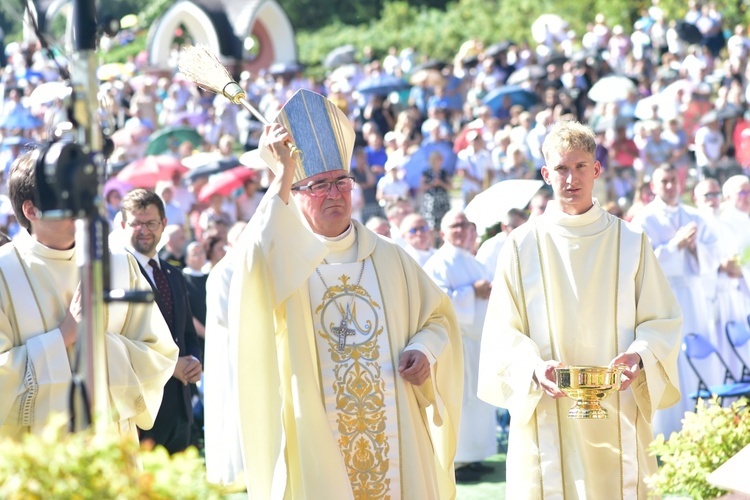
[456,453,507,499]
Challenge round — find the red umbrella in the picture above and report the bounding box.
[116,155,188,188]
[197,166,255,203]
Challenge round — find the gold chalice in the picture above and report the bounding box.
[555,365,625,419]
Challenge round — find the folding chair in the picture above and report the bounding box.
[682,333,750,407]
[726,320,750,382]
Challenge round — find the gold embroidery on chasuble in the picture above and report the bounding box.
[311,261,400,499]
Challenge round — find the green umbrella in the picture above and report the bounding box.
[144,126,203,156]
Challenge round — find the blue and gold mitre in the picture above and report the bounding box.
[260,89,355,183]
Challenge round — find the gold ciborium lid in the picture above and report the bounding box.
[555,365,625,419]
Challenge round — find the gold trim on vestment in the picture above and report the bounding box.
[615,220,624,499]
[512,237,544,492]
[373,258,405,498]
[314,265,392,498]
[534,224,566,498]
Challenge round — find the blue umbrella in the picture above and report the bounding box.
[482,85,539,112]
[356,74,410,96]
[0,110,43,130]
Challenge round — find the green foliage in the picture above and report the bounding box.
[101,33,146,65]
[646,397,750,499]
[0,417,221,499]
[295,0,750,78]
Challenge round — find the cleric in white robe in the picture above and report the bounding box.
[632,164,720,438]
[0,151,178,442]
[228,90,463,499]
[424,209,497,472]
[479,121,682,498]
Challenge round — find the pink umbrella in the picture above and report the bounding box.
[103,177,134,198]
[115,155,188,188]
[197,166,255,203]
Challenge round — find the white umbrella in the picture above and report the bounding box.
[465,179,546,236]
[633,93,680,121]
[531,14,567,45]
[587,75,637,103]
[28,81,70,107]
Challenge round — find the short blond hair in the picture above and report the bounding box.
[542,120,596,162]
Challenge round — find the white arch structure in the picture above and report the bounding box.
[147,0,297,69]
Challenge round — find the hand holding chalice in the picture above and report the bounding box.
[555,365,627,419]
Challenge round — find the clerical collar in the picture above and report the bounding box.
[317,224,357,263]
[543,199,603,227]
[652,197,680,213]
[15,229,75,261]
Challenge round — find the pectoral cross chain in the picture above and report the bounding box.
[332,318,356,351]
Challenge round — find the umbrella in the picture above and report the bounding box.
[115,155,188,188]
[505,65,546,86]
[465,179,546,236]
[485,41,513,59]
[531,14,567,45]
[324,45,357,69]
[409,68,445,88]
[103,177,134,197]
[185,159,238,181]
[28,81,71,107]
[482,85,539,112]
[197,166,255,202]
[356,74,410,96]
[182,151,222,170]
[0,111,43,130]
[97,62,131,81]
[675,21,702,45]
[120,14,138,29]
[541,52,568,67]
[145,126,203,156]
[634,93,680,121]
[268,61,304,76]
[587,75,637,103]
[411,60,447,72]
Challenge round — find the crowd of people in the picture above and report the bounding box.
[1,1,750,497]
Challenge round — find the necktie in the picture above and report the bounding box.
[149,258,174,326]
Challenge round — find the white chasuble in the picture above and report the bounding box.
[309,259,402,499]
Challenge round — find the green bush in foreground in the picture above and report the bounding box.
[646,397,750,499]
[0,417,221,499]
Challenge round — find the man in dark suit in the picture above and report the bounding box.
[120,188,202,454]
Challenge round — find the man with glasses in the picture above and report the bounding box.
[120,188,202,454]
[400,213,435,266]
[227,89,463,499]
[694,178,747,377]
[424,209,496,482]
[0,152,178,443]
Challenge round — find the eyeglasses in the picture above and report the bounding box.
[291,176,356,198]
[127,220,162,232]
[447,221,471,230]
[408,225,430,235]
[703,192,722,199]
[738,190,750,197]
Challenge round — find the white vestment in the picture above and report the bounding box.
[479,201,682,499]
[699,209,749,379]
[425,244,497,463]
[203,253,244,487]
[633,199,720,437]
[229,195,463,499]
[0,231,178,441]
[475,231,508,281]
